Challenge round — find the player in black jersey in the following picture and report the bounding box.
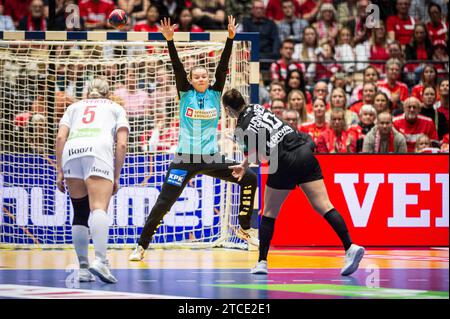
[223,89,365,276]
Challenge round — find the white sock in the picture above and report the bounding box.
[72,225,89,268]
[90,209,109,263]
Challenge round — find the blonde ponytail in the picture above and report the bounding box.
[87,78,109,98]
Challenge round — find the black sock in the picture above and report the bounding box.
[258,216,276,262]
[323,208,352,251]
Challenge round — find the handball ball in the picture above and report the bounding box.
[108,9,128,30]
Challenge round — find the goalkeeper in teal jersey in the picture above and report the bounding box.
[129,16,258,261]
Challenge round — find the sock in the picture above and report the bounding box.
[324,208,353,251]
[90,209,109,262]
[258,216,276,262]
[72,225,89,268]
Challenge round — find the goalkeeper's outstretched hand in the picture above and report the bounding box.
[159,17,176,41]
[227,15,237,39]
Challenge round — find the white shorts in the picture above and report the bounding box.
[63,156,114,183]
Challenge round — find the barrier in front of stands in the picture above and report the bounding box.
[261,154,449,246]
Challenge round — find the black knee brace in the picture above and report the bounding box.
[71,195,90,227]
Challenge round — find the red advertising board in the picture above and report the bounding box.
[260,155,449,246]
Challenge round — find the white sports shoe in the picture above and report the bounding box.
[129,245,145,261]
[77,268,95,282]
[89,259,117,284]
[237,227,259,247]
[251,260,268,274]
[341,244,365,276]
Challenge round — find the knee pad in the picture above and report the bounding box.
[71,195,90,227]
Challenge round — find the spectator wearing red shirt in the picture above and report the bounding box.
[315,42,343,82]
[441,133,449,152]
[270,39,304,82]
[404,22,434,82]
[79,0,115,30]
[435,79,449,125]
[368,21,390,74]
[432,40,449,80]
[299,0,325,23]
[134,5,160,32]
[349,104,377,152]
[427,2,448,43]
[316,108,356,153]
[18,0,46,31]
[393,97,439,152]
[411,64,439,102]
[306,81,330,114]
[174,7,203,32]
[421,85,448,140]
[386,0,416,47]
[266,0,301,22]
[2,0,30,28]
[349,82,376,115]
[377,58,409,110]
[300,97,329,146]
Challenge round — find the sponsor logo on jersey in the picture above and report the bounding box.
[91,166,110,176]
[267,126,294,148]
[167,169,188,187]
[185,107,217,120]
[68,128,101,140]
[68,146,93,157]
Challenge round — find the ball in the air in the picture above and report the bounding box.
[108,9,128,30]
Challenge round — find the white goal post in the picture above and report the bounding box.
[0,31,260,249]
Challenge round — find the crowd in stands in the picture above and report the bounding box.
[0,0,449,153]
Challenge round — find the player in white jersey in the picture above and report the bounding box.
[55,78,130,284]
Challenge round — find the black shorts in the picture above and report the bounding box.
[266,144,323,190]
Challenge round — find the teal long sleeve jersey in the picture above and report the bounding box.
[166,37,233,155]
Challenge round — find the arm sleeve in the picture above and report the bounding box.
[59,106,72,129]
[212,37,234,92]
[167,40,191,93]
[116,106,130,132]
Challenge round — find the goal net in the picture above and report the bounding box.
[0,32,258,249]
